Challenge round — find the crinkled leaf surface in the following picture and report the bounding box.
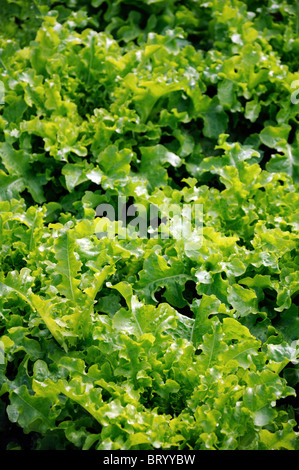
[0,0,298,451]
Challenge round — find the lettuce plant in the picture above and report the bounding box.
[0,0,298,450]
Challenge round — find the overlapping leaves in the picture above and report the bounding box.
[0,0,298,451]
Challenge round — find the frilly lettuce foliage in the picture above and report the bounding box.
[0,0,298,450]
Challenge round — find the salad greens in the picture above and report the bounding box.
[0,0,298,450]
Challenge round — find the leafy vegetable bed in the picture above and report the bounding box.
[0,0,299,450]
